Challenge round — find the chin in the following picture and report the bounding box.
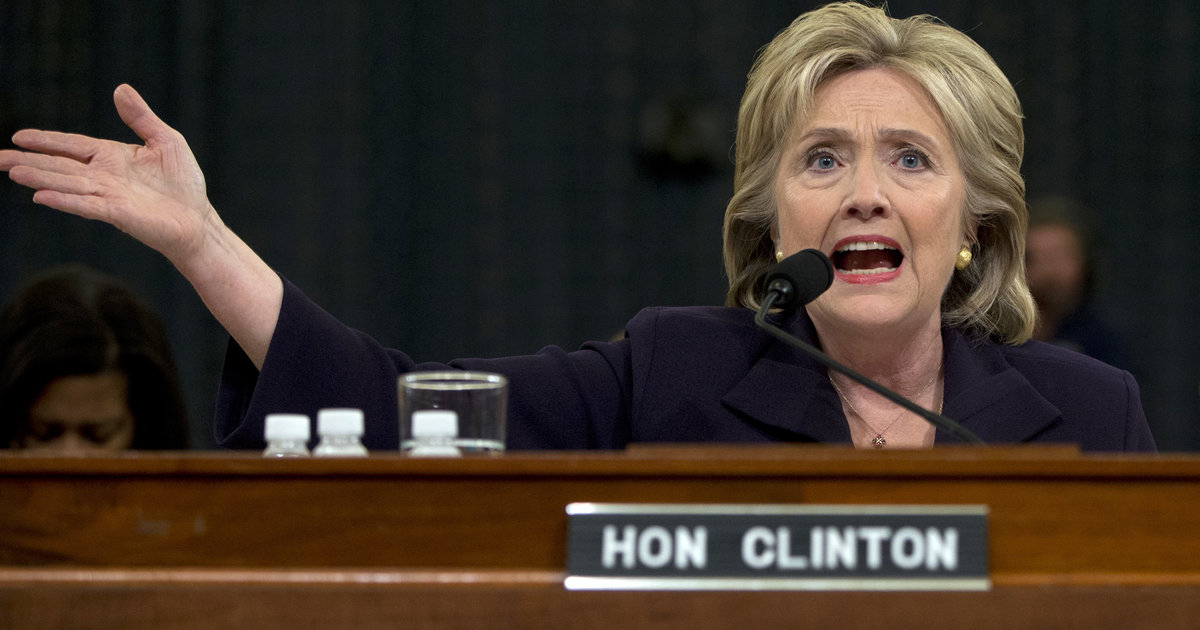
[812,294,927,332]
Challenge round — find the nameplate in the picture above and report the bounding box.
[564,503,989,591]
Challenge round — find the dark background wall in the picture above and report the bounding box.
[2,1,1197,451]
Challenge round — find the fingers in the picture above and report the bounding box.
[29,188,112,222]
[0,149,21,171]
[3,84,175,162]
[8,162,122,227]
[113,84,179,146]
[0,148,89,175]
[8,165,98,197]
[6,130,105,163]
[1,164,114,224]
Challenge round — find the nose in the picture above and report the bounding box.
[843,162,889,219]
[55,431,99,452]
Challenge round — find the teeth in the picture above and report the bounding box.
[833,241,901,274]
[841,267,895,275]
[835,241,897,253]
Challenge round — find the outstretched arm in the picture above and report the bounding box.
[0,84,279,368]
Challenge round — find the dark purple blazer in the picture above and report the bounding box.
[215,279,1157,452]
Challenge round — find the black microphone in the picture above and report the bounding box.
[753,249,986,446]
[764,248,835,311]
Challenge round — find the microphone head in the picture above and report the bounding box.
[764,249,834,311]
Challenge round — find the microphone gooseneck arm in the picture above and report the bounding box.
[753,262,986,446]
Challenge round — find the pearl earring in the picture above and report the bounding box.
[955,247,973,270]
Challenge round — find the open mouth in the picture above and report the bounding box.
[831,241,903,275]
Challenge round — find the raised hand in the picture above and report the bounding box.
[1,84,281,368]
[1,84,218,267]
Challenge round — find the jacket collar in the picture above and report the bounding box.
[720,309,1062,446]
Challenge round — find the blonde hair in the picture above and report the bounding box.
[722,2,1036,344]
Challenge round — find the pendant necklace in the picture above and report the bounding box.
[830,368,942,448]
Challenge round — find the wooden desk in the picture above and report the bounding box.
[1,446,1198,628]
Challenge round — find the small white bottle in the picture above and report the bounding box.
[408,410,462,457]
[313,408,369,457]
[263,414,311,457]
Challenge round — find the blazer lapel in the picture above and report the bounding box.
[720,311,1061,447]
[938,329,1062,445]
[720,311,852,444]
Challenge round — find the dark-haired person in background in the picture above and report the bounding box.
[0,3,1155,452]
[0,264,189,451]
[1025,196,1134,372]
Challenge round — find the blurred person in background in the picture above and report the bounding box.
[1025,195,1133,372]
[0,264,189,451]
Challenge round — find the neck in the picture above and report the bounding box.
[808,309,945,395]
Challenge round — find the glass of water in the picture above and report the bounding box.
[398,371,507,455]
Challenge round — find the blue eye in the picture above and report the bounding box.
[808,153,837,171]
[898,151,927,169]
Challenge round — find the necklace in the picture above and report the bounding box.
[829,368,942,448]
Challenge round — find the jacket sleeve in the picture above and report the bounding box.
[1120,370,1158,452]
[214,277,637,451]
[214,277,411,449]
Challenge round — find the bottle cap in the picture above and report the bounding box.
[412,410,458,439]
[317,408,365,436]
[265,414,311,441]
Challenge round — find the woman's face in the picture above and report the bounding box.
[17,371,134,451]
[773,67,966,336]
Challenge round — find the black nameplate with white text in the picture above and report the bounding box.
[564,503,989,591]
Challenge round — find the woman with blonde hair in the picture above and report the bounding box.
[0,3,1154,451]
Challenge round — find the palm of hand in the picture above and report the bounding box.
[2,85,217,265]
[97,134,214,259]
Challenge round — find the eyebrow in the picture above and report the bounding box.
[877,127,942,150]
[794,126,941,149]
[793,127,853,146]
[28,415,131,427]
